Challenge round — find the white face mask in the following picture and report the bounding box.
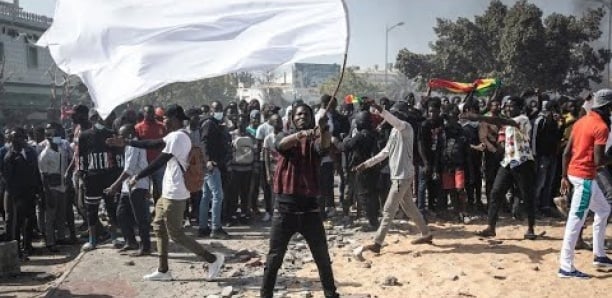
[213,112,224,121]
[94,123,105,130]
[52,136,62,144]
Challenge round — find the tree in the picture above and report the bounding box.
[319,68,380,100]
[394,0,611,95]
[142,74,238,108]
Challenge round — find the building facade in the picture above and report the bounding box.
[0,1,60,125]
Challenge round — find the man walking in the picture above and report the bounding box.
[108,104,224,281]
[558,89,612,278]
[353,102,433,257]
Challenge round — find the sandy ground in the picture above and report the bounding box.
[2,214,611,298]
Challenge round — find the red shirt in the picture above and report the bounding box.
[273,132,322,199]
[568,111,609,179]
[135,120,167,162]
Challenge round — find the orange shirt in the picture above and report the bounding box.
[567,111,609,179]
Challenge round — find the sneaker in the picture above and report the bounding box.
[198,228,211,238]
[411,234,433,245]
[557,269,590,279]
[143,270,173,281]
[262,212,272,222]
[112,239,125,249]
[524,229,537,240]
[475,228,496,238]
[211,228,230,240]
[353,246,366,262]
[593,256,612,268]
[207,253,225,279]
[363,243,381,254]
[81,242,96,252]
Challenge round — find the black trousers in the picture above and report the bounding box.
[227,170,252,216]
[5,190,36,251]
[488,160,536,229]
[249,162,262,213]
[85,193,118,232]
[318,162,335,217]
[261,211,338,298]
[484,151,502,206]
[466,152,483,209]
[117,189,151,250]
[260,162,273,213]
[356,171,380,227]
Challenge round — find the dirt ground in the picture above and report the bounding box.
[1,214,611,298]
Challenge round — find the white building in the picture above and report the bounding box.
[0,0,63,124]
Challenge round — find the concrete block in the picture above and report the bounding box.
[0,240,21,277]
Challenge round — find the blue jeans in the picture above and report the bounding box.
[199,167,224,230]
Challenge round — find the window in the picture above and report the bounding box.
[27,46,38,68]
[0,42,4,61]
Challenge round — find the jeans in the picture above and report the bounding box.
[43,189,67,246]
[487,161,536,229]
[117,189,151,250]
[417,166,441,213]
[153,198,216,266]
[534,155,557,211]
[261,211,338,298]
[261,162,273,214]
[200,167,224,230]
[375,179,429,245]
[465,152,483,209]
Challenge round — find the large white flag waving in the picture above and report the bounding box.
[38,0,349,118]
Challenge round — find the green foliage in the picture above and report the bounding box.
[395,0,611,95]
[319,68,380,100]
[135,74,238,108]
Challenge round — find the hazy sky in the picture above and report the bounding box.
[9,0,596,68]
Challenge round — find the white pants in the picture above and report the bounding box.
[559,176,611,271]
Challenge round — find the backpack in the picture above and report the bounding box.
[233,135,255,165]
[178,131,205,193]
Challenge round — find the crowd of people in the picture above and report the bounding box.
[1,88,612,297]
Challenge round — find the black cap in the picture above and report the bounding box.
[165,104,189,121]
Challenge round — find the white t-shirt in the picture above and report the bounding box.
[161,131,191,200]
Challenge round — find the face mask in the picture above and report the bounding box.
[94,123,105,130]
[52,136,62,144]
[213,112,224,121]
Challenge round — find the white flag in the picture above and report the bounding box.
[38,0,349,118]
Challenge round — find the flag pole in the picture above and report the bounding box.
[328,0,350,113]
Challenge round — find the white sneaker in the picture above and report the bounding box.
[207,253,225,279]
[353,246,365,262]
[143,270,173,281]
[262,212,271,222]
[81,242,96,252]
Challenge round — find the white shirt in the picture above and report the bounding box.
[161,131,191,200]
[122,144,149,193]
[38,141,72,192]
[500,115,534,168]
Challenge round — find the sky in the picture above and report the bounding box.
[7,0,595,68]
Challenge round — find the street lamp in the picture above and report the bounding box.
[385,21,404,87]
